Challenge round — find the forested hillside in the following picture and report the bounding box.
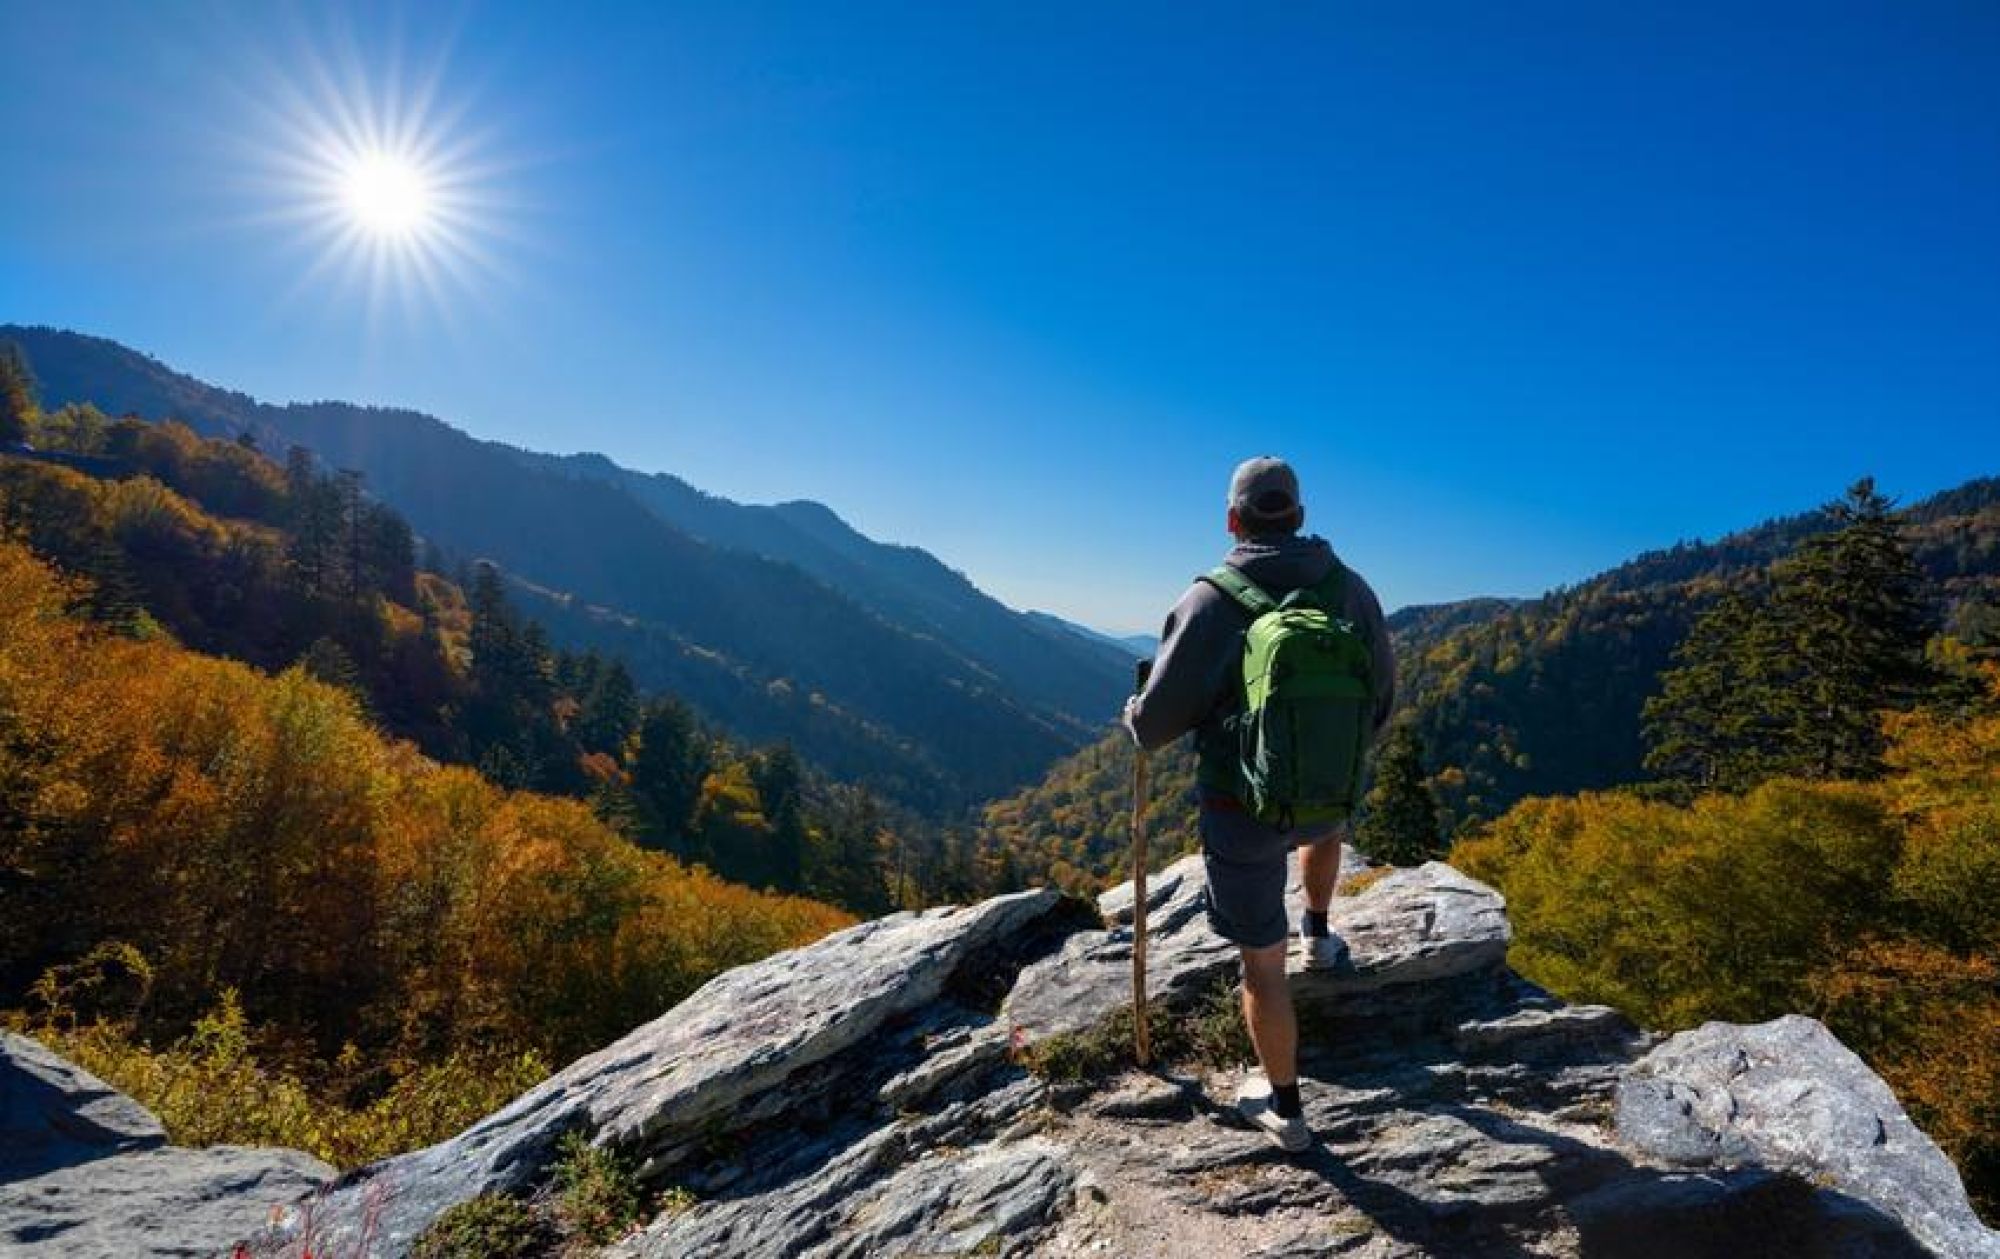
[4,325,1129,813]
[0,530,851,1167]
[1400,477,2000,827]
[0,402,976,917]
[0,349,927,1167]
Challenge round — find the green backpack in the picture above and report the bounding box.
[1201,564,1376,831]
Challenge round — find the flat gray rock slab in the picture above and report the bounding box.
[820,1136,1074,1258]
[1295,861,1513,999]
[1,1035,331,1258]
[1005,855,1235,1042]
[1,1144,333,1258]
[1005,856,1512,1045]
[295,888,1062,1257]
[2,1031,166,1181]
[615,1076,1054,1258]
[1617,1014,2000,1259]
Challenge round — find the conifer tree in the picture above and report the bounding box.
[299,637,368,708]
[1642,587,1784,791]
[751,744,808,892]
[363,504,418,603]
[630,697,712,854]
[1765,478,1935,780]
[576,658,640,756]
[1355,724,1444,866]
[337,468,366,597]
[1644,479,1936,790]
[284,447,339,593]
[808,785,893,915]
[0,343,36,445]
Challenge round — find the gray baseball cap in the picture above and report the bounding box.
[1229,456,1302,526]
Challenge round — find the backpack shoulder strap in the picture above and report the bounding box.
[1299,562,1348,613]
[1200,565,1279,617]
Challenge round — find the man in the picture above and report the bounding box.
[1123,456,1395,1151]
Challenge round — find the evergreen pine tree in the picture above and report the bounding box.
[1764,477,1935,780]
[750,744,808,892]
[1354,724,1444,866]
[0,343,36,445]
[363,504,418,603]
[284,447,339,594]
[807,785,893,915]
[576,659,640,756]
[1642,587,1786,791]
[1644,478,1936,791]
[336,468,366,597]
[298,636,369,710]
[630,698,712,854]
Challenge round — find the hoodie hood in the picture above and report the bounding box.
[1225,533,1336,595]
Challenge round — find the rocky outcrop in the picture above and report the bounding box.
[12,854,1993,1257]
[269,888,1074,1256]
[1618,1016,2000,1259]
[0,1031,333,1258]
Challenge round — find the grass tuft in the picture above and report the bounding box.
[1020,973,1253,1083]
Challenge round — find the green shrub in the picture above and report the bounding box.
[553,1130,650,1245]
[411,1194,547,1259]
[23,995,548,1170]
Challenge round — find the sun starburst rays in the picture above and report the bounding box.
[225,22,522,336]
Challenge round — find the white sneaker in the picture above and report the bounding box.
[1235,1074,1311,1152]
[1299,929,1350,972]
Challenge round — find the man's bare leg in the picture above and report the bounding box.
[1239,941,1297,1087]
[1297,830,1350,972]
[1301,828,1344,914]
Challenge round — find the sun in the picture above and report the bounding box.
[341,151,435,239]
[227,25,521,329]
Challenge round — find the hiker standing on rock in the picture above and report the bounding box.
[1122,456,1395,1151]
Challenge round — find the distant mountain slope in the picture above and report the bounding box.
[1386,597,1522,642]
[5,324,1130,810]
[1400,477,2000,824]
[526,450,1134,722]
[1021,611,1151,664]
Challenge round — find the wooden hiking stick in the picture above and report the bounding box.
[1131,659,1153,1067]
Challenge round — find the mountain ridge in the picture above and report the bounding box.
[3,324,1130,812]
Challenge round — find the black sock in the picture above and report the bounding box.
[1303,910,1330,938]
[1272,1082,1303,1119]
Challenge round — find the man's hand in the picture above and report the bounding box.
[1121,694,1144,745]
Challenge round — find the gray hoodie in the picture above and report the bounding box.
[1125,534,1396,763]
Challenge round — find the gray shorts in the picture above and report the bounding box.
[1199,803,1339,950]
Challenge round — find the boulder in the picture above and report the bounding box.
[287,888,1066,1256]
[0,1032,332,1258]
[2,1144,335,1259]
[1618,1015,2000,1259]
[1,1031,165,1181]
[1005,855,1513,1046]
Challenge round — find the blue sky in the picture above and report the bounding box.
[4,2,1997,634]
